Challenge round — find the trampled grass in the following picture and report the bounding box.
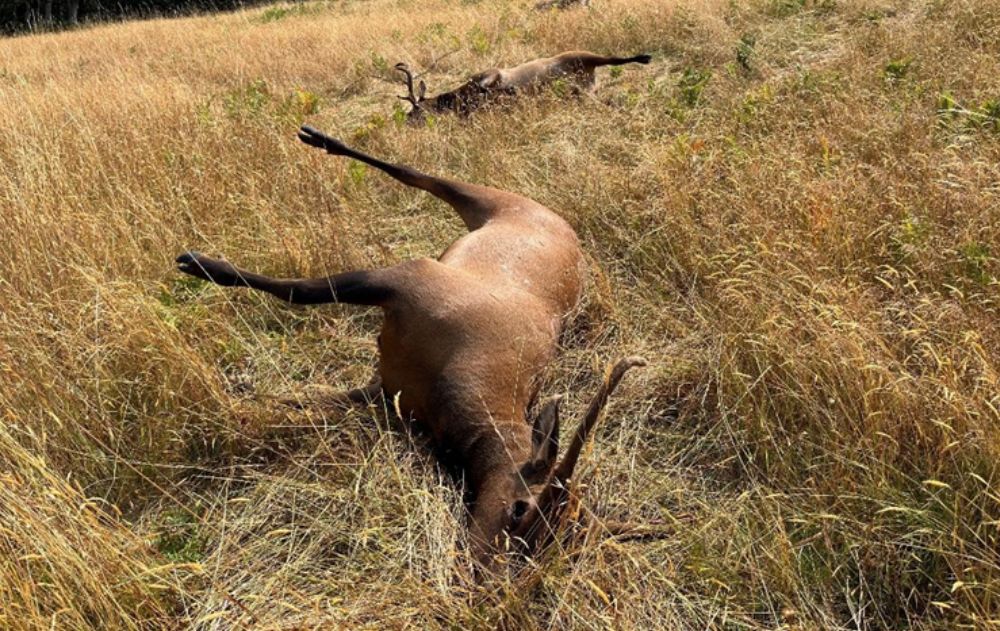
[0,0,998,628]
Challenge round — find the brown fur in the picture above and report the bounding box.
[398,50,653,120]
[176,126,642,568]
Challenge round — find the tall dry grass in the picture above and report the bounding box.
[0,0,998,628]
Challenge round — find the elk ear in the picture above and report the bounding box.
[529,395,561,477]
[417,80,427,101]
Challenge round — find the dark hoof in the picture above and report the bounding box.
[297,125,347,155]
[175,250,235,285]
[175,250,201,271]
[297,125,327,148]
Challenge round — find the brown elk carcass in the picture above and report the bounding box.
[396,50,652,120]
[176,126,645,569]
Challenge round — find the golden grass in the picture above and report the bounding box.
[1,0,998,628]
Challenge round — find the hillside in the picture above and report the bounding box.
[1,0,998,628]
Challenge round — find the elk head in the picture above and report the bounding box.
[395,62,428,120]
[396,62,504,121]
[469,356,647,568]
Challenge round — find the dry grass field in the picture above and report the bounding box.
[1,0,998,628]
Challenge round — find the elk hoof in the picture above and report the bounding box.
[297,125,346,154]
[175,250,203,274]
[176,251,239,286]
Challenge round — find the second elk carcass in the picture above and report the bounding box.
[396,50,652,120]
[176,126,644,569]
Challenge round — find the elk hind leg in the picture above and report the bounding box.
[298,126,508,231]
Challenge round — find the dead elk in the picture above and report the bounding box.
[396,49,652,121]
[176,126,647,572]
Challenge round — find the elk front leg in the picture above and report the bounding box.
[175,252,391,409]
[175,251,394,306]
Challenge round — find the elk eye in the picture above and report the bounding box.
[510,500,530,524]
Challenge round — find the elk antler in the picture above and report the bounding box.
[518,356,647,550]
[395,62,426,109]
[555,356,647,484]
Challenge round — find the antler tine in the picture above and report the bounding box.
[395,62,418,104]
[518,356,647,551]
[553,356,647,484]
